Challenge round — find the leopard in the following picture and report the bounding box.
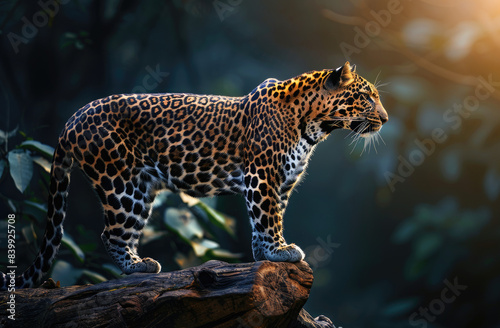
[1,62,387,288]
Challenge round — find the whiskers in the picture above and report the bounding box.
[345,121,385,155]
[374,80,391,95]
[328,117,364,129]
[374,71,391,95]
[360,130,385,155]
[346,121,369,154]
[331,117,385,155]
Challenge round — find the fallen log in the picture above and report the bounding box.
[0,260,334,328]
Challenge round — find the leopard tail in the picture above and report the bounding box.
[1,144,73,289]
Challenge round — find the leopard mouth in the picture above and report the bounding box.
[349,119,381,135]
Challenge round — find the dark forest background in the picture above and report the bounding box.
[1,1,500,327]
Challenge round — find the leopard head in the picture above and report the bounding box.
[320,62,388,138]
[247,63,388,149]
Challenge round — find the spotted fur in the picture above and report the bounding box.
[1,62,387,288]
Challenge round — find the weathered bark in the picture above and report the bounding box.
[291,310,336,328]
[0,260,333,328]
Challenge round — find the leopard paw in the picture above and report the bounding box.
[265,243,305,262]
[141,257,162,273]
[123,257,162,274]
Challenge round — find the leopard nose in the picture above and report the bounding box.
[377,104,388,124]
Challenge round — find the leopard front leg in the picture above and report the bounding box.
[244,172,305,262]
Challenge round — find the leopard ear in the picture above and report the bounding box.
[340,61,355,87]
[324,62,355,91]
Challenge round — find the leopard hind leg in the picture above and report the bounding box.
[94,169,161,274]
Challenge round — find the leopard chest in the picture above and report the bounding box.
[279,139,315,198]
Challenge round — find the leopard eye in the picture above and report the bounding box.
[361,93,372,102]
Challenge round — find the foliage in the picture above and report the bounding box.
[0,128,52,194]
[394,197,491,284]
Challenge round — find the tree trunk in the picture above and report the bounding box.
[0,260,334,328]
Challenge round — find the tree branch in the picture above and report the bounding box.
[0,260,335,328]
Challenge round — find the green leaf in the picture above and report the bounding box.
[32,155,52,173]
[0,159,5,179]
[195,201,235,237]
[180,193,235,237]
[61,234,85,263]
[164,208,203,243]
[20,140,55,158]
[77,243,97,253]
[7,200,16,212]
[8,149,33,193]
[0,126,18,144]
[164,208,226,257]
[81,270,107,283]
[23,200,48,223]
[25,200,48,213]
[192,239,220,257]
[207,248,243,260]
